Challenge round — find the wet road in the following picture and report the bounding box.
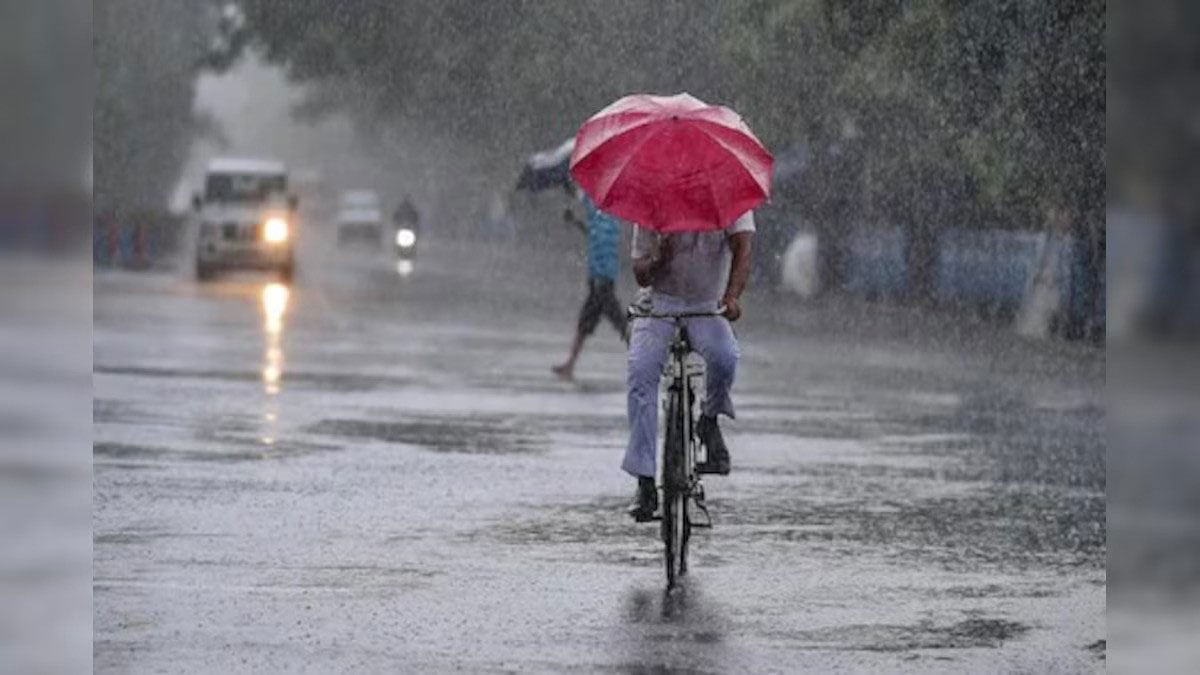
[94,238,1105,673]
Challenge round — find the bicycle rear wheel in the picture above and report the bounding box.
[662,387,690,589]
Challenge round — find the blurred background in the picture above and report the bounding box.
[1,0,1196,672]
[92,0,1113,342]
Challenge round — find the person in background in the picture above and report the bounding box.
[552,190,627,381]
[393,195,420,235]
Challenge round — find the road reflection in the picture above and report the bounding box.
[258,282,290,447]
[618,583,730,672]
[260,282,289,396]
[396,259,414,276]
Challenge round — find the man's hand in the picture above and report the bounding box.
[721,295,742,321]
[655,235,674,264]
[720,231,753,322]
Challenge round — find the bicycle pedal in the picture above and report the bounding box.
[690,498,714,529]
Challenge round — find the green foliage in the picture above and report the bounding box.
[94,0,232,215]
[232,0,731,164]
[97,0,1103,232]
[802,0,1104,230]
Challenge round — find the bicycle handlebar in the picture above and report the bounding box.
[627,305,727,320]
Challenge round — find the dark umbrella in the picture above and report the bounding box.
[515,138,575,193]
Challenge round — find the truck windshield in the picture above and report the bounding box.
[205,173,287,202]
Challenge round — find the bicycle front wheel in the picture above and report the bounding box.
[663,491,688,589]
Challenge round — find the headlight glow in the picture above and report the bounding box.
[395,228,416,248]
[263,217,289,243]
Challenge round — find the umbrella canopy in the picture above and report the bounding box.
[569,93,773,233]
[515,138,575,193]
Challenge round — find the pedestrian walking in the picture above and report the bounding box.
[552,191,627,380]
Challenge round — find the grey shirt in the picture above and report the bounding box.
[631,212,756,304]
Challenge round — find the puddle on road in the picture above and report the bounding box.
[93,398,127,423]
[615,584,734,672]
[308,415,546,455]
[773,617,1029,652]
[94,529,236,546]
[534,413,627,436]
[494,496,640,548]
[736,414,886,441]
[94,441,336,464]
[252,562,443,592]
[481,467,1102,573]
[739,460,942,482]
[486,496,734,573]
[95,364,414,392]
[716,388,1105,574]
[899,392,1106,491]
[935,583,1059,600]
[720,483,1105,571]
[470,371,625,396]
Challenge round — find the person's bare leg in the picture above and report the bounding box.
[552,330,586,380]
[603,290,629,345]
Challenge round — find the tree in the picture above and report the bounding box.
[228,1,733,169]
[215,0,1104,304]
[94,0,233,218]
[716,0,1103,306]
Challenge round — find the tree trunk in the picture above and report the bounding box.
[904,220,939,305]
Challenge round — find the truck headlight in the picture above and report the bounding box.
[263,217,289,243]
[395,228,416,248]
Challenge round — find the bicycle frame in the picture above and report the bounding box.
[662,321,702,491]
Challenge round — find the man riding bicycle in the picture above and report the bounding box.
[625,212,755,521]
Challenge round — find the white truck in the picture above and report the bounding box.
[192,157,298,281]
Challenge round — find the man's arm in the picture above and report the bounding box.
[721,231,754,321]
[633,235,672,287]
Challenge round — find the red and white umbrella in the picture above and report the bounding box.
[569,93,773,233]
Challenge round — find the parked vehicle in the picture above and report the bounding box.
[336,190,383,247]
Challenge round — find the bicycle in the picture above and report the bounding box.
[627,306,722,590]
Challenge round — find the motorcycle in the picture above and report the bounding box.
[393,223,418,275]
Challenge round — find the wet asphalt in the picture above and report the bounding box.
[93,237,1105,673]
